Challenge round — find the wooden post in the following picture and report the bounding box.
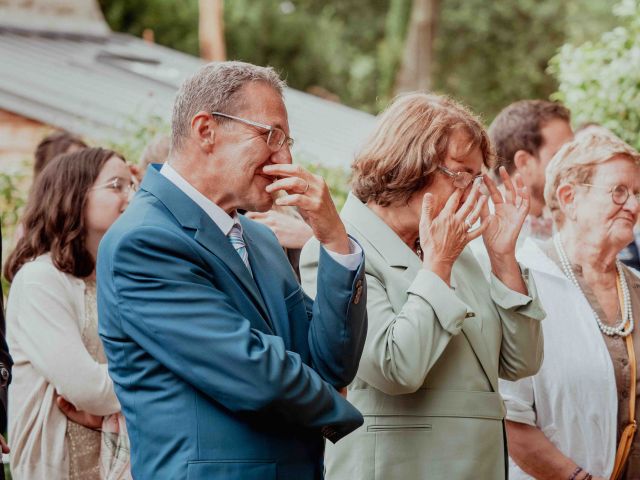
[199,0,226,61]
[394,0,439,94]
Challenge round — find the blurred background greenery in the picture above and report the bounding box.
[98,0,619,121]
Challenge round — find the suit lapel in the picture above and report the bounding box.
[192,225,271,327]
[242,226,284,338]
[140,167,272,328]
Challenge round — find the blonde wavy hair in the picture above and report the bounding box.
[351,92,494,207]
[544,128,640,228]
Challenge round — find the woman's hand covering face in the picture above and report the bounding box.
[419,179,488,284]
[480,166,530,258]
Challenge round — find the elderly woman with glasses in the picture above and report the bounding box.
[500,130,640,480]
[300,92,545,479]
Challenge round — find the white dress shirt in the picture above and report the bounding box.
[160,163,361,270]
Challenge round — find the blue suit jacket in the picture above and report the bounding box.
[97,167,367,480]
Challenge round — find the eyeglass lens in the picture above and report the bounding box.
[611,185,640,205]
[453,172,474,189]
[266,129,286,150]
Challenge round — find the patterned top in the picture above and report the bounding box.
[66,280,103,480]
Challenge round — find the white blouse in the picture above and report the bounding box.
[499,238,619,479]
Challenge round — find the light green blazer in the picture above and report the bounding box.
[300,193,545,480]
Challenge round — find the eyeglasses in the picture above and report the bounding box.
[211,112,294,152]
[579,183,640,206]
[92,177,137,197]
[437,165,483,189]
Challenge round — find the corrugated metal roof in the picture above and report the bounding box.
[0,29,376,168]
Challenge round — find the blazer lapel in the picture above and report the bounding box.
[342,193,499,392]
[462,319,498,392]
[454,250,500,392]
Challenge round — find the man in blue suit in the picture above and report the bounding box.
[97,61,367,480]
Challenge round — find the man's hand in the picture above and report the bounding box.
[262,164,350,254]
[55,393,103,430]
[245,209,313,249]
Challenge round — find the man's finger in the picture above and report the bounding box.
[262,163,309,179]
[275,193,315,211]
[266,176,309,195]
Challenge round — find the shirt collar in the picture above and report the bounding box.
[160,162,239,236]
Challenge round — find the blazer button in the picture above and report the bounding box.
[353,279,363,305]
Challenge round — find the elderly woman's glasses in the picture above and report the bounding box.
[579,183,640,206]
[92,177,137,197]
[438,165,483,189]
[211,112,294,152]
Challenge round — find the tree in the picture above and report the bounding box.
[550,0,640,150]
[395,0,439,94]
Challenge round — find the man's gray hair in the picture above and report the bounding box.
[171,61,286,152]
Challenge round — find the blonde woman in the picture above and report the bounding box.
[501,130,640,480]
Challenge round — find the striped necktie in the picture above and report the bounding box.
[228,222,252,272]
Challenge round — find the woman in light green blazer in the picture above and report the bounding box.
[300,93,545,480]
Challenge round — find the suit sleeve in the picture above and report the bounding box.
[305,239,367,388]
[105,226,363,440]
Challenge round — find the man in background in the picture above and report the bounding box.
[488,100,574,240]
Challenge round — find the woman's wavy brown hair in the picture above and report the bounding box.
[351,92,494,207]
[5,147,124,282]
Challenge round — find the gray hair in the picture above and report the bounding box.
[544,129,640,228]
[171,61,286,152]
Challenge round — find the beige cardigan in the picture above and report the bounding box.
[7,254,120,479]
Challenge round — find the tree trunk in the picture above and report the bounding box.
[199,0,226,61]
[394,0,439,94]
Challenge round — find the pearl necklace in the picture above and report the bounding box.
[553,234,634,337]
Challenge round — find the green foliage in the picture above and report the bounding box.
[98,0,619,122]
[550,0,640,150]
[105,114,170,166]
[98,0,200,55]
[0,163,29,242]
[433,0,566,120]
[301,162,350,210]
